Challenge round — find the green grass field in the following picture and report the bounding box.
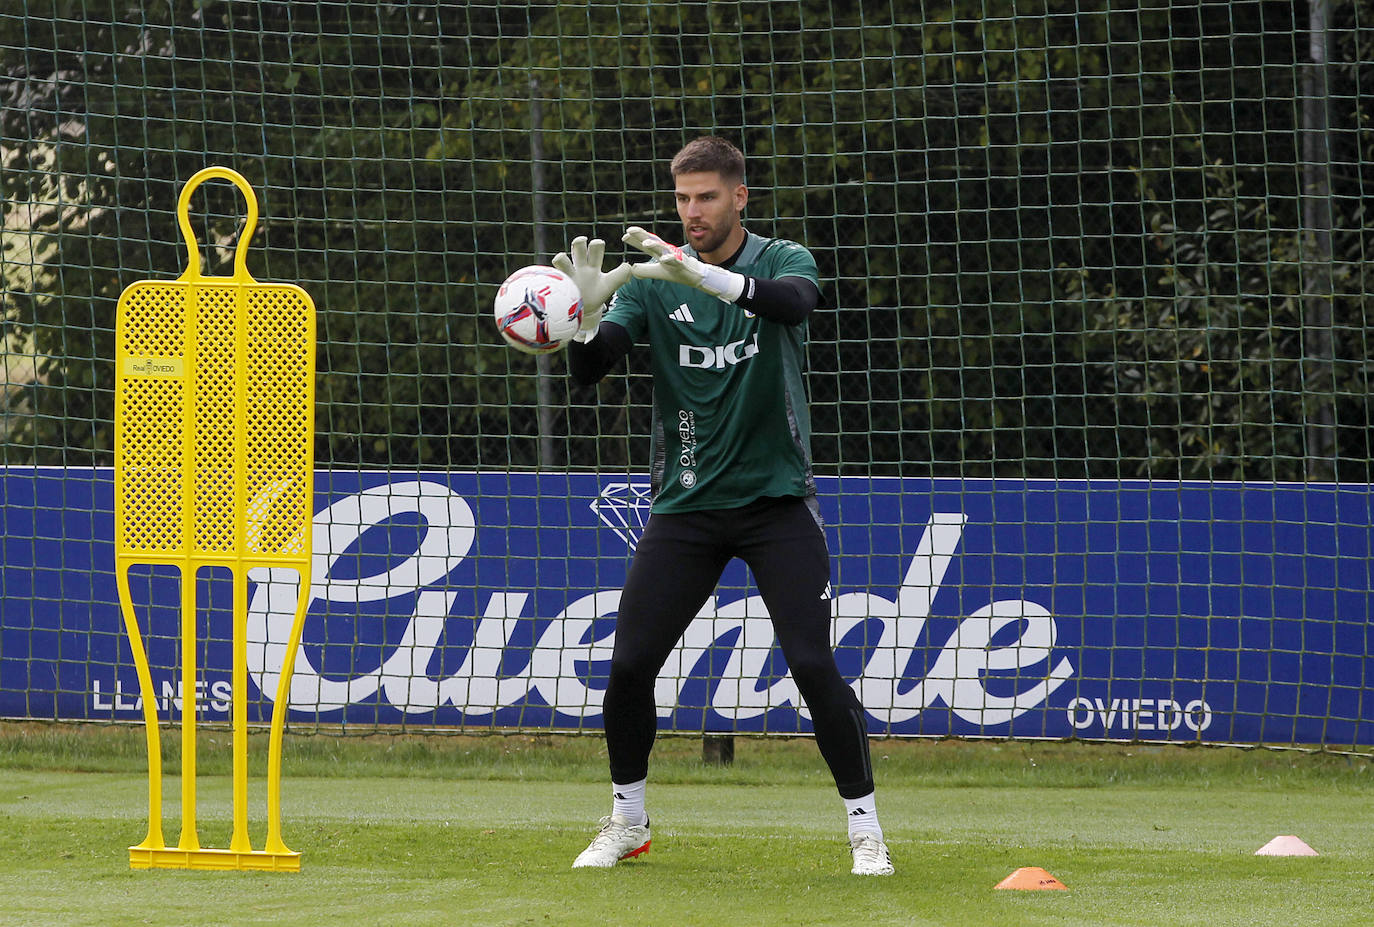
[1,724,1371,926]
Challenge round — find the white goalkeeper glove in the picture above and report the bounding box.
[552,236,632,342]
[622,226,746,303]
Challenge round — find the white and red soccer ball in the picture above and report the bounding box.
[493,265,583,355]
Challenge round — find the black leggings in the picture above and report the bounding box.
[603,495,875,800]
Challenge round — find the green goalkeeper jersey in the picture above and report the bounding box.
[603,231,821,514]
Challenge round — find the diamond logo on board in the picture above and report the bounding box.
[590,481,655,550]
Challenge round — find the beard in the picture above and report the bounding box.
[683,220,733,255]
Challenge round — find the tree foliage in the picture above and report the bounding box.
[2,1,1370,480]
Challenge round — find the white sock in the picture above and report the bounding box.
[612,779,647,826]
[844,793,883,841]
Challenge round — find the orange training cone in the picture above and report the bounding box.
[995,867,1069,890]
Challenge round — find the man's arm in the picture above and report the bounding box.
[568,320,633,386]
[621,227,820,325]
[735,275,821,326]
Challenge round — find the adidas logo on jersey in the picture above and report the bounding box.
[669,304,695,323]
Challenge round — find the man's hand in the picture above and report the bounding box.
[622,226,745,302]
[552,236,631,342]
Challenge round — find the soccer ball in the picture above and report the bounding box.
[493,265,583,355]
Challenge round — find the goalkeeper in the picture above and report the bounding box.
[554,136,892,877]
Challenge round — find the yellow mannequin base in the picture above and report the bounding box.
[129,846,301,872]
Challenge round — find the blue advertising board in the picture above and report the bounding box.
[1,468,1371,744]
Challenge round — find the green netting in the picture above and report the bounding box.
[4,0,1369,479]
[2,2,1373,748]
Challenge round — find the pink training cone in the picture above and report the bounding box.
[995,867,1069,890]
[1255,835,1319,856]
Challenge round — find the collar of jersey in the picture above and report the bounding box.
[690,229,766,271]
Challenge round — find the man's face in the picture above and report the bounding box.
[673,171,748,259]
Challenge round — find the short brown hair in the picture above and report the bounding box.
[670,136,746,186]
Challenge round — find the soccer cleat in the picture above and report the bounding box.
[849,833,895,876]
[571,814,651,869]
